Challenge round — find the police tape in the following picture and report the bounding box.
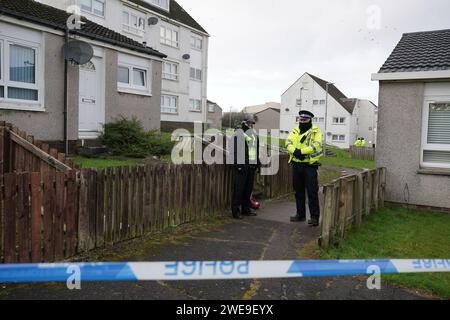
[0,259,449,283]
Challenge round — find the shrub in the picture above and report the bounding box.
[102,117,149,158]
[102,117,174,158]
[146,131,175,157]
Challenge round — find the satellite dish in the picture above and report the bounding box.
[62,40,94,65]
[148,17,159,25]
[182,54,190,60]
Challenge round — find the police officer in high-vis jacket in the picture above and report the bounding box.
[286,111,323,227]
[231,114,260,219]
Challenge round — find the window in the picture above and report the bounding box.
[320,100,326,105]
[161,95,177,114]
[148,0,169,11]
[313,100,319,105]
[118,66,129,84]
[332,135,346,142]
[190,67,202,81]
[313,117,324,123]
[191,36,202,50]
[0,42,39,103]
[133,68,146,87]
[333,117,346,124]
[117,65,147,89]
[162,61,179,81]
[160,26,179,48]
[81,0,105,17]
[422,102,450,168]
[189,99,201,112]
[123,11,145,36]
[208,103,215,112]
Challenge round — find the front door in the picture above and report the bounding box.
[78,58,104,137]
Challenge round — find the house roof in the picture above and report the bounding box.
[0,0,166,58]
[128,0,208,34]
[379,29,450,73]
[254,107,280,116]
[207,100,222,110]
[242,102,281,114]
[306,73,355,114]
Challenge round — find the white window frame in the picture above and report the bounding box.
[160,26,179,48]
[191,36,203,50]
[0,38,42,110]
[149,0,170,11]
[162,61,179,81]
[208,103,215,113]
[190,67,202,81]
[332,134,346,142]
[421,100,450,169]
[161,94,178,114]
[333,117,346,124]
[122,10,146,37]
[189,99,202,112]
[117,63,150,95]
[81,0,105,18]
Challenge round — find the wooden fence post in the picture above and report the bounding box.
[31,172,42,262]
[355,173,364,228]
[319,185,334,249]
[3,173,17,263]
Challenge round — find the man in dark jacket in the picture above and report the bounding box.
[231,114,261,219]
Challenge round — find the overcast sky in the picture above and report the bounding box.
[179,0,450,111]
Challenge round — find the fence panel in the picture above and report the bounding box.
[350,146,375,161]
[319,168,386,248]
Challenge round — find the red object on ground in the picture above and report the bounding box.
[250,196,261,210]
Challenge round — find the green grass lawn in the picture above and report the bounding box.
[317,207,450,298]
[74,156,140,169]
[318,167,342,186]
[321,146,375,170]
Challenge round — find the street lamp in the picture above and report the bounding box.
[324,82,335,156]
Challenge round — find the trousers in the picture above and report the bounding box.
[231,166,256,217]
[292,163,320,220]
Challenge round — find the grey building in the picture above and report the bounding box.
[242,102,280,135]
[372,28,450,210]
[206,100,223,130]
[0,0,166,152]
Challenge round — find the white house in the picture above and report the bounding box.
[39,0,209,131]
[280,72,378,148]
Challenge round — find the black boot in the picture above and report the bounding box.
[242,209,257,217]
[308,218,319,227]
[290,215,306,222]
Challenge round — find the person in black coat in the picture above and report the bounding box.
[231,114,261,219]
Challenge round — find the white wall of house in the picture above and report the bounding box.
[353,99,378,147]
[40,0,210,126]
[280,73,352,149]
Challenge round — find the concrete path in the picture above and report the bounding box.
[0,199,432,300]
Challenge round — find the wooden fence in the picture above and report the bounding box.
[0,121,73,176]
[349,146,375,161]
[319,168,386,248]
[0,151,292,263]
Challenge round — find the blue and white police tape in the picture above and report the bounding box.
[0,259,449,283]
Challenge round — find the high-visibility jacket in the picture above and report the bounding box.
[354,140,362,147]
[244,132,258,162]
[286,125,323,164]
[360,139,367,147]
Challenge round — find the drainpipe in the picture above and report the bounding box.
[63,28,69,155]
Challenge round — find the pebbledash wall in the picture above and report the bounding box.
[0,19,163,148]
[376,81,450,209]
